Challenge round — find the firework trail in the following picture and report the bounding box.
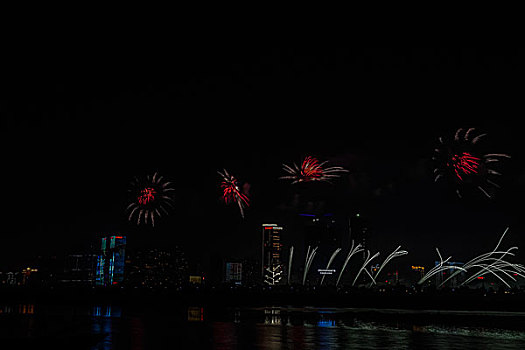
[438,227,511,287]
[445,227,525,288]
[126,172,175,227]
[218,169,250,218]
[302,246,318,285]
[320,247,342,286]
[288,246,294,285]
[418,227,525,288]
[336,240,364,287]
[369,246,408,286]
[417,248,465,285]
[264,265,283,285]
[280,156,348,184]
[433,127,511,198]
[352,250,380,286]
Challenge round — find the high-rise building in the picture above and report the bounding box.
[262,224,284,285]
[350,213,369,259]
[95,235,126,286]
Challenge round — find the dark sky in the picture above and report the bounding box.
[1,47,524,273]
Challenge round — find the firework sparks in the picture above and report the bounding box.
[218,169,250,218]
[450,152,481,180]
[417,227,525,288]
[352,250,380,286]
[336,240,364,287]
[433,127,511,198]
[280,156,348,184]
[302,245,318,285]
[126,172,174,227]
[320,247,342,286]
[369,246,408,286]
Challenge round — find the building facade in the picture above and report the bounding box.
[225,262,242,285]
[262,224,284,285]
[95,235,126,286]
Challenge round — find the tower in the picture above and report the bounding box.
[262,224,283,285]
[95,235,126,286]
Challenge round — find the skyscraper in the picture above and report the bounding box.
[262,224,284,285]
[350,213,369,259]
[95,235,126,286]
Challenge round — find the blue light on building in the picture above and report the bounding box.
[96,235,126,287]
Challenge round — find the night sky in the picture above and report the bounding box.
[1,47,524,274]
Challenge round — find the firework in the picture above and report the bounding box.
[218,169,250,218]
[280,156,348,184]
[418,227,525,288]
[352,250,380,286]
[433,127,510,198]
[302,245,318,285]
[369,246,408,286]
[288,246,294,285]
[320,247,342,286]
[336,240,364,287]
[126,172,175,227]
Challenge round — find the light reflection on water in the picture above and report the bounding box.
[2,304,525,349]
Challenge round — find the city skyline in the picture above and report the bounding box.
[1,47,524,276]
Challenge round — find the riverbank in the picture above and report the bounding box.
[2,285,525,312]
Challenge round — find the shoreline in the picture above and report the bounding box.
[2,286,525,313]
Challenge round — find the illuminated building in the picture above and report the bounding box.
[187,307,204,322]
[21,267,38,286]
[189,275,204,284]
[225,262,242,285]
[95,235,126,286]
[262,224,284,285]
[221,258,258,286]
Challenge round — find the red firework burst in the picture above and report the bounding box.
[218,169,249,218]
[126,172,175,226]
[433,128,511,198]
[280,156,348,184]
[299,156,324,180]
[448,152,481,181]
[138,187,156,205]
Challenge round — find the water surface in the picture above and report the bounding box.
[2,303,525,349]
